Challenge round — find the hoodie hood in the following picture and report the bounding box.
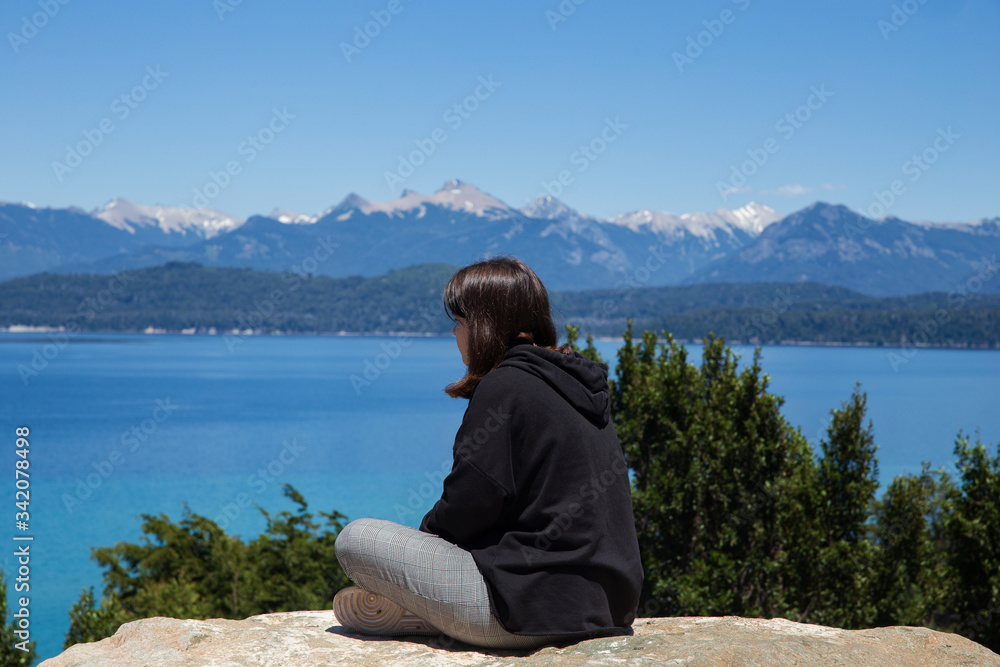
[497,344,611,427]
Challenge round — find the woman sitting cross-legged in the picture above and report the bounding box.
[333,256,643,649]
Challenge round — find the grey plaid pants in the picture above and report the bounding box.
[334,517,563,649]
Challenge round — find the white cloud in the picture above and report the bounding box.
[721,185,752,197]
[760,184,813,197]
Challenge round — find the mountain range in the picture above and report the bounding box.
[1,179,997,296]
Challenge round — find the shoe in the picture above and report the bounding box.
[333,586,440,636]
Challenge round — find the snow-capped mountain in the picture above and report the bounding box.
[93,198,243,239]
[684,202,1000,296]
[268,209,320,225]
[1,202,155,281]
[330,179,514,220]
[520,195,604,226]
[609,201,781,239]
[5,182,997,296]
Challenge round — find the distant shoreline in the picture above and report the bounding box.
[5,264,1000,351]
[2,326,998,350]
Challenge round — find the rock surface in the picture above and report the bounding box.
[41,612,1000,667]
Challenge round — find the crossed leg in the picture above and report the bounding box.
[333,517,562,650]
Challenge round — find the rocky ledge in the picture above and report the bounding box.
[40,611,1000,667]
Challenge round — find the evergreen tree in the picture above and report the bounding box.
[569,320,1000,651]
[870,464,951,627]
[0,572,36,666]
[63,588,125,649]
[247,487,350,613]
[943,432,1000,651]
[808,384,880,628]
[609,322,816,619]
[563,325,602,362]
[65,485,350,649]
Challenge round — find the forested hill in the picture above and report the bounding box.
[0,262,458,336]
[1,261,999,348]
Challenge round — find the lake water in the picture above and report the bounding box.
[1,332,998,661]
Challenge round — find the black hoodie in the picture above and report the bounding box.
[419,343,643,636]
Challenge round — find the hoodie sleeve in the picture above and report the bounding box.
[419,374,515,546]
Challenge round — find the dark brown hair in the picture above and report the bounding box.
[443,257,567,398]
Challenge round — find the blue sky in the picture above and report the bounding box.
[1,0,997,222]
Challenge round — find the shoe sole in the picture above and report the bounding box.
[333,586,439,636]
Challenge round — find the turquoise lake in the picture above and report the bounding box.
[1,332,998,661]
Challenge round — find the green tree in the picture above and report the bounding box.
[564,324,602,362]
[63,588,126,649]
[88,508,244,624]
[943,432,1000,651]
[65,485,350,649]
[870,464,951,627]
[0,572,36,666]
[571,321,1000,646]
[247,486,350,613]
[609,322,816,619]
[809,384,880,628]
